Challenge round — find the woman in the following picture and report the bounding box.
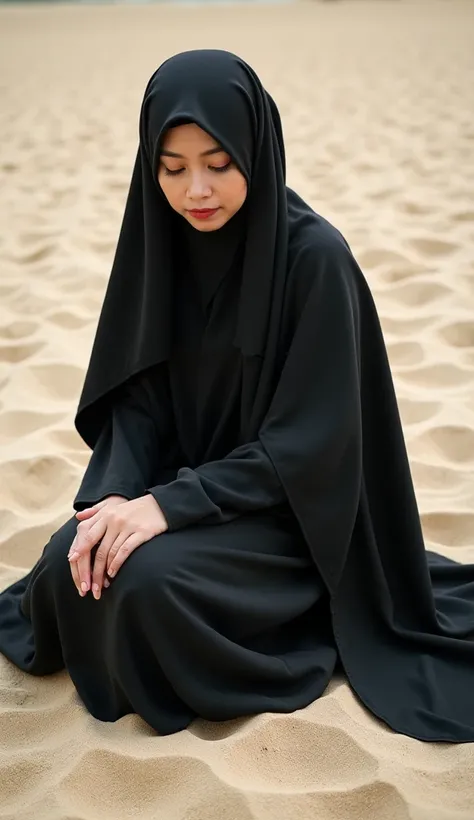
[1,49,473,741]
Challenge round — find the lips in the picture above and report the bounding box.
[189,208,218,214]
[188,208,219,220]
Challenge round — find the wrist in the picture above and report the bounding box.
[147,493,169,530]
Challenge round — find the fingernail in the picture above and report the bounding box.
[81,581,89,594]
[108,568,115,578]
[92,584,100,600]
[104,579,110,588]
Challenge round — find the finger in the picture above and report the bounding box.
[75,500,109,520]
[69,518,107,562]
[91,524,125,600]
[71,562,82,595]
[68,510,106,558]
[69,543,82,594]
[68,520,93,559]
[103,529,132,577]
[75,508,97,521]
[107,533,145,579]
[68,534,78,563]
[77,551,91,595]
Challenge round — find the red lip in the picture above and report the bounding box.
[188,208,219,219]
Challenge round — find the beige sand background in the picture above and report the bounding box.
[0,0,473,817]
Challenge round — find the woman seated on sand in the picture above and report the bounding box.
[1,49,473,742]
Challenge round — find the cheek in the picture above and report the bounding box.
[225,172,247,206]
[158,175,180,208]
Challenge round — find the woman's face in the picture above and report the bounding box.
[158,123,248,232]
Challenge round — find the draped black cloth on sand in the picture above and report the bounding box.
[1,50,474,742]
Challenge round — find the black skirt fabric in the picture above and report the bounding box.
[0,507,337,734]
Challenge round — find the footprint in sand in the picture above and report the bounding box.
[369,186,404,202]
[396,364,472,390]
[0,758,53,816]
[386,342,425,368]
[378,262,432,284]
[439,322,474,349]
[397,199,433,216]
[86,237,118,255]
[0,455,79,513]
[47,429,88,452]
[0,694,79,750]
[409,460,468,492]
[0,363,11,392]
[397,398,440,425]
[52,270,103,294]
[380,315,438,335]
[451,210,474,223]
[0,517,70,568]
[6,242,57,265]
[461,349,474,367]
[0,409,65,443]
[7,289,55,316]
[61,751,252,820]
[0,341,45,365]
[461,274,474,297]
[11,363,85,404]
[0,321,38,341]
[315,781,411,820]
[356,248,413,270]
[421,512,474,548]
[46,310,91,330]
[409,237,458,258]
[410,425,474,464]
[384,281,452,308]
[0,284,23,300]
[17,229,62,244]
[223,717,377,790]
[80,295,105,314]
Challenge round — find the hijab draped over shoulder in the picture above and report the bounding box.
[75,50,474,743]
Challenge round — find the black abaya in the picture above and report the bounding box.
[0,231,337,731]
[1,49,474,743]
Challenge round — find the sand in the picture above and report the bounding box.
[0,0,473,817]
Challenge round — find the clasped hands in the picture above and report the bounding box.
[68,494,168,600]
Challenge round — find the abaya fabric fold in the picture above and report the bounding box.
[1,49,474,743]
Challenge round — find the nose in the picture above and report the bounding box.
[187,171,212,200]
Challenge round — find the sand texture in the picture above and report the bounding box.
[1,1,474,817]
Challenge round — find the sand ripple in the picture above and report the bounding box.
[0,1,473,818]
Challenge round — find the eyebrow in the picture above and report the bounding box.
[160,146,226,159]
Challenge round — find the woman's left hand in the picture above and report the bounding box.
[68,495,168,599]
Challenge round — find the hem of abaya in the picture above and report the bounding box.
[329,596,474,745]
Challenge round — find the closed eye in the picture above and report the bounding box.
[162,162,232,177]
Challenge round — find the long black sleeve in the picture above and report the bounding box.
[146,440,285,531]
[73,370,166,512]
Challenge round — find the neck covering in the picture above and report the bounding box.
[76,49,288,447]
[180,203,248,316]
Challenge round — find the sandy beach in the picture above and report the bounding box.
[0,0,473,817]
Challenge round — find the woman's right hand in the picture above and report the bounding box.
[70,495,129,596]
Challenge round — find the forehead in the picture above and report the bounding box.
[161,123,220,150]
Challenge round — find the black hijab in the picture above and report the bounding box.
[76,49,288,449]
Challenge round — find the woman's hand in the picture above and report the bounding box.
[68,495,168,600]
[69,495,128,597]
